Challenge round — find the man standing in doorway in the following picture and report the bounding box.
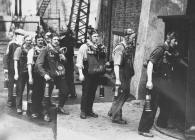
[138,32,188,137]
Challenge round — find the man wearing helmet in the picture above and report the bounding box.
[138,32,187,137]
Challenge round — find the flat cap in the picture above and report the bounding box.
[45,32,52,37]
[15,28,25,36]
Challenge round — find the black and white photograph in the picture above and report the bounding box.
[0,0,194,140]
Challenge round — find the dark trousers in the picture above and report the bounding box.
[81,75,99,113]
[8,71,15,104]
[49,76,69,108]
[138,77,173,132]
[109,78,130,121]
[66,59,76,96]
[31,72,45,114]
[16,72,29,109]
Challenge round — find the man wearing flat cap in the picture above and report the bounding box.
[108,28,136,124]
[3,28,25,107]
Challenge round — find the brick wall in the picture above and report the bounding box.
[98,0,142,60]
[111,0,142,32]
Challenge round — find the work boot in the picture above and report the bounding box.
[87,112,98,118]
[57,107,70,115]
[44,114,51,122]
[138,131,154,137]
[69,94,77,99]
[112,119,127,125]
[80,112,87,119]
[17,108,22,115]
[107,111,112,117]
[31,113,39,119]
[7,102,12,108]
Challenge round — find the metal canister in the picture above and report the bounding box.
[144,89,152,112]
[99,85,104,98]
[4,72,9,89]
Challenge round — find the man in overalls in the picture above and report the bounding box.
[108,28,136,124]
[3,29,25,107]
[14,35,33,114]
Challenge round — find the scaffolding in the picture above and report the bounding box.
[36,0,51,17]
[68,0,90,43]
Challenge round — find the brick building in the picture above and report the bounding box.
[97,0,189,100]
[98,0,195,138]
[98,0,142,60]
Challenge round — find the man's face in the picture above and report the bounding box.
[52,36,60,48]
[91,33,99,44]
[45,35,51,43]
[16,34,24,45]
[170,38,178,48]
[126,33,136,45]
[25,36,32,46]
[36,37,44,47]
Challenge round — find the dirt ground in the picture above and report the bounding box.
[0,58,55,140]
[57,102,177,140]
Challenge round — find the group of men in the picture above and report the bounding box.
[3,28,76,122]
[3,26,187,138]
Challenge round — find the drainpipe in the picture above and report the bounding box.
[107,0,113,61]
[19,0,22,17]
[15,0,18,16]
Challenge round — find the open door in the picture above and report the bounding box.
[159,15,189,138]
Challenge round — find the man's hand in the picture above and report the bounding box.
[79,73,85,81]
[146,81,153,90]
[44,74,51,81]
[115,79,121,85]
[59,54,66,61]
[4,69,8,74]
[14,73,19,80]
[29,77,33,85]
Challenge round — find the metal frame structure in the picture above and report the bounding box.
[37,0,51,17]
[68,0,90,43]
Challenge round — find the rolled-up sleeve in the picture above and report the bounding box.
[149,46,164,65]
[13,47,22,61]
[27,48,34,65]
[112,44,124,66]
[76,44,88,69]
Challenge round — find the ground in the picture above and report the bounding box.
[57,86,177,140]
[0,49,178,140]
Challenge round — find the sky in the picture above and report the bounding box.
[10,0,100,27]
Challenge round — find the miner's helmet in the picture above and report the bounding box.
[124,28,135,36]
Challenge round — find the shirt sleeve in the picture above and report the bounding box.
[27,48,34,65]
[13,47,22,61]
[5,42,11,55]
[76,44,88,69]
[112,44,124,66]
[35,48,48,77]
[149,46,164,65]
